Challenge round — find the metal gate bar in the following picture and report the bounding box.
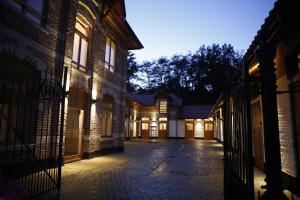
[0,68,66,199]
[223,70,254,200]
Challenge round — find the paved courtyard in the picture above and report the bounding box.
[59,140,224,200]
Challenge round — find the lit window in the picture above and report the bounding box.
[159,117,167,121]
[101,95,113,137]
[205,123,213,131]
[72,19,89,71]
[102,111,112,137]
[142,123,149,130]
[185,123,194,131]
[142,117,150,121]
[8,0,45,24]
[159,122,167,130]
[105,37,116,72]
[185,119,194,122]
[159,100,167,114]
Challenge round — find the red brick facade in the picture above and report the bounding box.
[0,0,142,163]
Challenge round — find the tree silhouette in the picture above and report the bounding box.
[127,44,242,104]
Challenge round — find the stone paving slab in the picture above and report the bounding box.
[59,140,224,200]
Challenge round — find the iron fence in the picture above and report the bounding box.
[0,68,67,199]
[223,73,254,200]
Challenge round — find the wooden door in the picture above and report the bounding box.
[141,122,149,139]
[159,122,168,139]
[251,101,264,171]
[185,122,194,139]
[64,108,84,163]
[150,126,158,138]
[204,122,214,140]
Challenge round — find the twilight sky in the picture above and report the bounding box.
[125,0,276,63]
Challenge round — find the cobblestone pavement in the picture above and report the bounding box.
[59,140,224,200]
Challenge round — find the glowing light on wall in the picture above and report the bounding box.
[195,120,204,138]
[152,112,157,121]
[159,117,167,121]
[151,121,157,127]
[249,62,259,75]
[91,103,96,116]
[65,70,71,92]
[92,87,97,101]
[133,121,137,137]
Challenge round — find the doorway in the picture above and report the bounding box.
[251,100,264,171]
[185,121,194,139]
[141,122,149,139]
[64,108,84,163]
[204,122,214,140]
[150,125,158,138]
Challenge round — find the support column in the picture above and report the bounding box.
[255,43,288,200]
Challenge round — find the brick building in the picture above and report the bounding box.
[126,92,214,140]
[0,0,142,198]
[244,0,300,196]
[63,0,143,162]
[211,0,300,197]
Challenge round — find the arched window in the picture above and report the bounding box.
[105,36,116,72]
[72,16,89,71]
[101,95,114,137]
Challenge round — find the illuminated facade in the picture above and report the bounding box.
[211,1,300,197]
[126,92,214,140]
[63,0,143,162]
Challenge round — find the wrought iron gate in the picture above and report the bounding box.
[223,71,254,200]
[0,67,67,199]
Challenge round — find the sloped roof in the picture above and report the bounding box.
[126,93,156,106]
[103,0,143,50]
[180,105,213,119]
[126,93,182,106]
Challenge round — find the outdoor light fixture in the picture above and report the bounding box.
[152,112,157,121]
[133,110,137,120]
[64,67,70,94]
[248,62,259,75]
[92,88,97,103]
[298,54,300,70]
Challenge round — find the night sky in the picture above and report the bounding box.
[126,0,276,63]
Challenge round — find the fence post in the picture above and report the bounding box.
[255,43,288,200]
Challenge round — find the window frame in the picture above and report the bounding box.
[159,100,168,114]
[205,123,213,131]
[72,19,89,72]
[7,0,47,25]
[105,36,117,73]
[102,110,113,137]
[185,122,194,131]
[159,122,167,131]
[101,96,114,138]
[142,122,149,131]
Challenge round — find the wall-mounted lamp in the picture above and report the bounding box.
[65,69,71,95]
[63,66,70,96]
[152,112,157,121]
[92,88,97,104]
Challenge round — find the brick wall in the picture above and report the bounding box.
[0,1,67,161]
[277,75,297,177]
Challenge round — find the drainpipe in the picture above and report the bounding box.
[57,0,71,192]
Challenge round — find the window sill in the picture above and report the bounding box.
[71,65,91,78]
[104,66,115,74]
[3,1,49,35]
